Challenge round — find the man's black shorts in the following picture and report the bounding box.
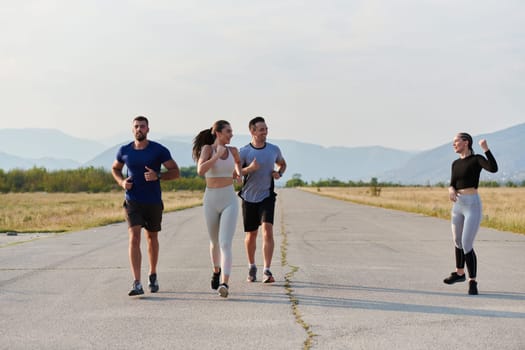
[242,195,276,232]
[123,200,164,232]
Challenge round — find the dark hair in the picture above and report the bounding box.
[459,132,474,154]
[133,115,149,125]
[192,120,231,161]
[249,116,265,130]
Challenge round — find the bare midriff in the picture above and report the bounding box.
[457,187,478,195]
[206,177,234,189]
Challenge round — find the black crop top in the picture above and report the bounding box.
[449,150,498,190]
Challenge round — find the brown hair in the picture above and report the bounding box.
[248,116,265,131]
[192,120,231,161]
[133,115,149,125]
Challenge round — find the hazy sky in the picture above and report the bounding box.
[1,0,523,150]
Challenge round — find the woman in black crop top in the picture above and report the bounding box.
[443,132,498,295]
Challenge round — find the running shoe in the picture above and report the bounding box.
[247,265,257,282]
[218,283,229,298]
[468,280,478,295]
[262,270,275,283]
[148,273,159,293]
[128,280,144,296]
[211,268,221,290]
[443,272,466,284]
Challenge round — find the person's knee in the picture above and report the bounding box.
[245,231,258,245]
[220,241,232,252]
[145,229,158,238]
[462,244,473,254]
[129,229,141,245]
[262,223,273,236]
[461,235,474,252]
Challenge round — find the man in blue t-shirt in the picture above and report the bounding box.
[239,116,287,283]
[112,116,180,296]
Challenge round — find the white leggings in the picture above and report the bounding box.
[203,185,239,276]
[451,193,482,253]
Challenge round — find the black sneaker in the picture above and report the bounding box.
[211,268,221,290]
[247,265,257,282]
[263,270,275,283]
[148,273,159,293]
[443,272,466,285]
[128,280,144,296]
[468,280,478,295]
[218,283,229,298]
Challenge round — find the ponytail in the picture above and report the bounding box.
[192,129,215,161]
[192,120,232,161]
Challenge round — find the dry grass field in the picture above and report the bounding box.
[300,187,525,235]
[0,191,203,233]
[2,187,523,235]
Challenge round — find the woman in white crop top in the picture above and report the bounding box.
[192,120,242,298]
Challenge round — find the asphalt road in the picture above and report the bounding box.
[1,189,524,350]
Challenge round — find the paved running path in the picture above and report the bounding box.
[1,189,524,349]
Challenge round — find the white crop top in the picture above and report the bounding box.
[205,148,235,178]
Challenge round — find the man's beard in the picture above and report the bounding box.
[135,132,146,141]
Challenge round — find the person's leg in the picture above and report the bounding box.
[461,195,482,281]
[455,247,465,271]
[218,192,239,285]
[444,200,467,284]
[142,201,164,293]
[260,196,276,270]
[242,200,260,265]
[464,250,477,279]
[128,225,142,282]
[204,190,221,271]
[204,189,223,290]
[243,200,262,282]
[123,200,146,295]
[245,230,258,264]
[261,222,274,269]
[465,250,478,295]
[260,196,276,283]
[145,230,159,275]
[244,230,258,282]
[451,201,465,276]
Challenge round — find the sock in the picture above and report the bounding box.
[249,263,256,269]
[455,247,465,270]
[264,267,270,273]
[465,249,477,279]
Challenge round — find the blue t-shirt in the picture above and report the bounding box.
[239,142,284,203]
[116,141,172,204]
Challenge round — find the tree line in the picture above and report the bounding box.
[0,166,206,193]
[1,168,523,193]
[283,173,525,188]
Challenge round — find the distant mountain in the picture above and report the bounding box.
[83,135,414,183]
[83,138,196,171]
[0,151,81,170]
[261,141,415,183]
[1,124,524,184]
[0,128,106,163]
[382,123,525,184]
